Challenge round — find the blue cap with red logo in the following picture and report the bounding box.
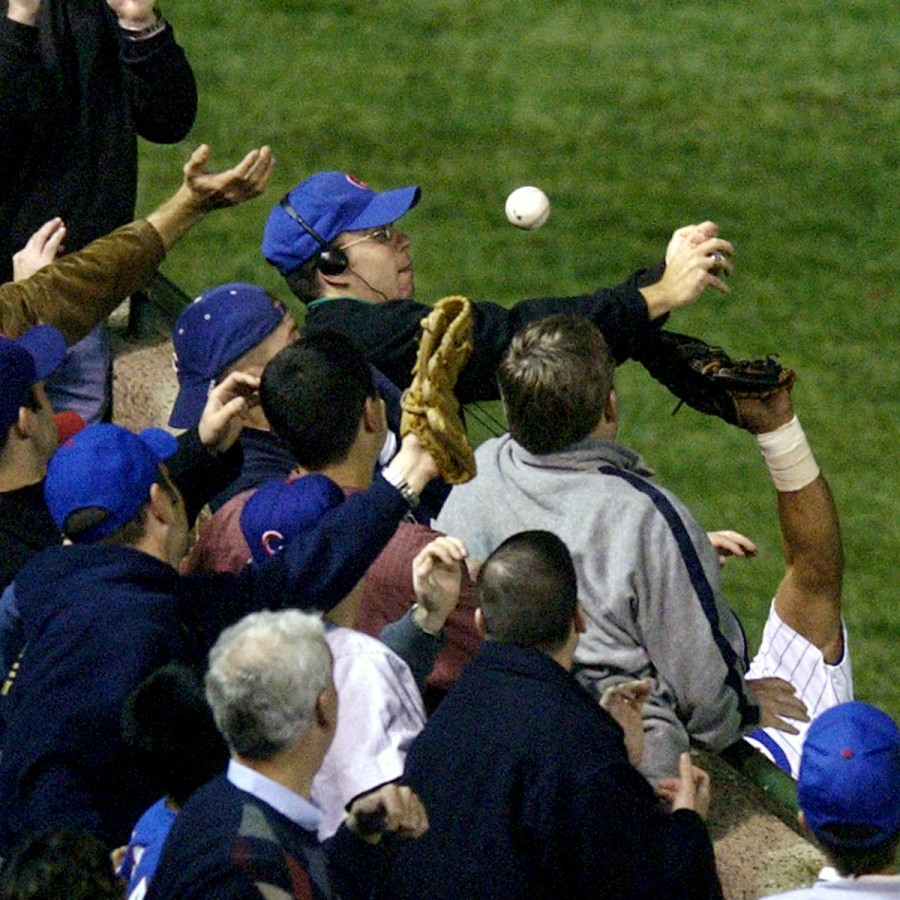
[262,172,420,275]
[798,701,900,848]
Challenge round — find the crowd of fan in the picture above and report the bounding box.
[0,1,897,897]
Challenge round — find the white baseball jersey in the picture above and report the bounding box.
[743,601,853,779]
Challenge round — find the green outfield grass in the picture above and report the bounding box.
[137,0,899,721]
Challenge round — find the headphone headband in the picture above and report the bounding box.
[279,196,348,276]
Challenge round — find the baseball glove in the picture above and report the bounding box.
[634,330,796,426]
[400,296,477,484]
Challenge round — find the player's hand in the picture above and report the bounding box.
[707,530,757,567]
[641,221,734,318]
[734,387,795,435]
[599,679,651,767]
[183,144,275,211]
[12,218,66,281]
[656,752,712,819]
[106,0,158,30]
[345,783,429,844]
[6,0,41,26]
[197,371,259,454]
[411,535,468,635]
[746,676,810,734]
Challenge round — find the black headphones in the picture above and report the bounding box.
[279,195,348,276]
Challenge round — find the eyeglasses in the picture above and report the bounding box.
[335,225,395,251]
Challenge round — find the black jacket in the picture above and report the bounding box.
[0,4,196,280]
[387,641,722,899]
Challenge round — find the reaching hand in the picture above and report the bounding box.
[345,783,429,844]
[411,535,468,635]
[599,679,651,767]
[641,220,734,318]
[183,144,275,212]
[6,0,41,26]
[12,218,66,281]
[197,371,260,454]
[746,676,810,734]
[733,386,795,435]
[706,530,757,567]
[656,753,712,819]
[106,0,158,30]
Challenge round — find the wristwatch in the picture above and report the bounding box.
[380,463,421,509]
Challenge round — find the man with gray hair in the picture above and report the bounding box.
[148,609,429,900]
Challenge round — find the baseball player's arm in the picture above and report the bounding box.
[736,390,844,664]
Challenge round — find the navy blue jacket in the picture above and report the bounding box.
[386,641,722,899]
[0,474,408,850]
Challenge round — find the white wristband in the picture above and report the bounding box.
[756,416,820,492]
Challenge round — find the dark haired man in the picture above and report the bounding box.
[437,314,845,782]
[0,376,438,850]
[762,702,899,899]
[0,325,67,592]
[261,171,734,402]
[184,331,481,694]
[387,530,722,899]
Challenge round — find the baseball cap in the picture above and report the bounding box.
[45,423,179,543]
[798,702,900,848]
[262,172,421,275]
[240,474,345,566]
[170,283,285,429]
[0,325,67,432]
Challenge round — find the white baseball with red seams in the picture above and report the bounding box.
[505,186,550,230]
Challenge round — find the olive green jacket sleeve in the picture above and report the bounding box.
[0,220,166,343]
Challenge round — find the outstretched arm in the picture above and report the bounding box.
[639,221,735,320]
[736,388,844,664]
[146,144,275,249]
[0,144,274,342]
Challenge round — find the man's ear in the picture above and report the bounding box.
[315,686,338,729]
[14,406,34,441]
[362,396,386,434]
[147,482,174,526]
[604,388,618,426]
[474,608,488,638]
[574,602,587,635]
[316,266,351,294]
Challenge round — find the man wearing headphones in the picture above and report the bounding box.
[261,171,734,404]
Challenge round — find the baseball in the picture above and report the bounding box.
[505,186,551,230]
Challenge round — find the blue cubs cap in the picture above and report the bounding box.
[45,423,178,543]
[262,172,420,275]
[170,283,286,429]
[240,474,345,566]
[0,325,67,432]
[798,702,900,848]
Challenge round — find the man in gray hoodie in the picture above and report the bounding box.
[437,314,837,782]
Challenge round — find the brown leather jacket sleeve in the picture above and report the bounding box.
[0,220,165,342]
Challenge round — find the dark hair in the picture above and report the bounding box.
[0,829,122,899]
[814,825,900,878]
[498,315,614,455]
[282,257,321,305]
[122,662,229,807]
[260,331,377,470]
[477,530,578,652]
